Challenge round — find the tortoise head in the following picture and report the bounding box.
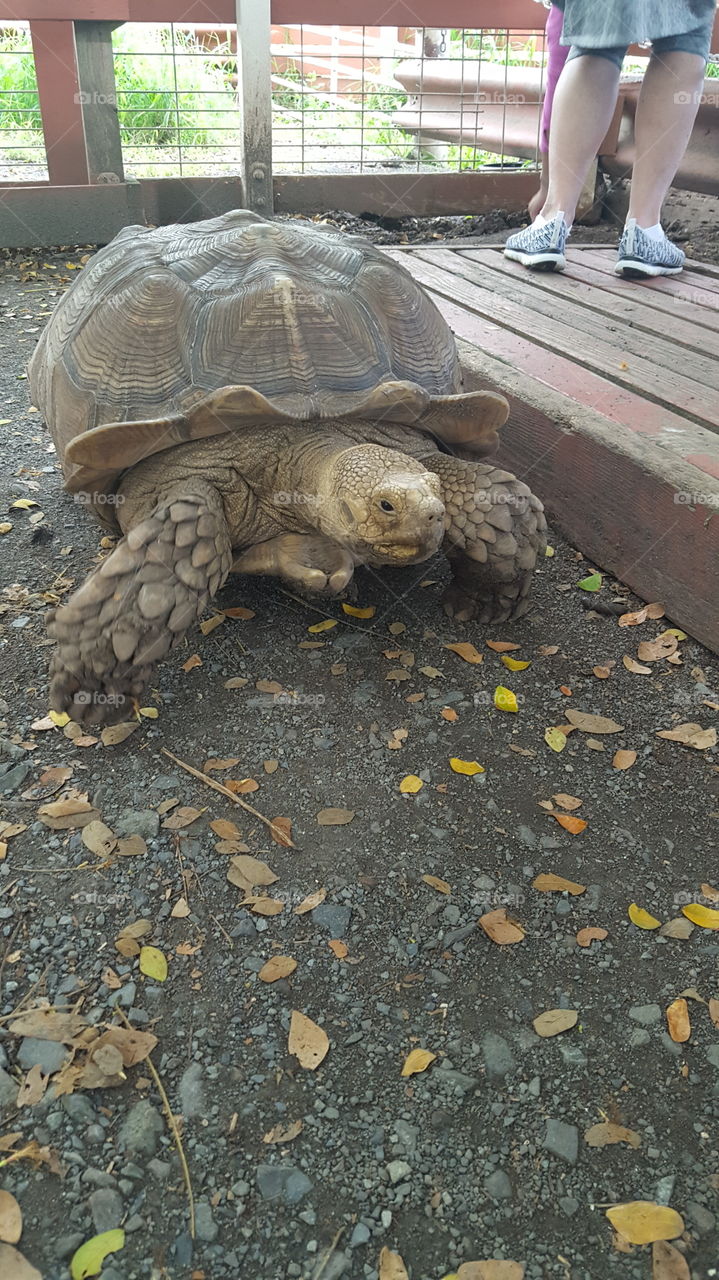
[318,444,445,566]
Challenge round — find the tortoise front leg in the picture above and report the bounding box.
[48,481,232,723]
[232,533,355,596]
[420,454,547,623]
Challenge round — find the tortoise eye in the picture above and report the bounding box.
[379,499,395,513]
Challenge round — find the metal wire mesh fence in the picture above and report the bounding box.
[0,20,550,182]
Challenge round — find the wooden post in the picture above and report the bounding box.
[74,21,125,183]
[235,0,273,214]
[30,20,90,186]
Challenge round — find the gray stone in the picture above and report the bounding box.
[628,1003,662,1026]
[257,1164,312,1203]
[148,1159,171,1181]
[706,1045,719,1068]
[559,1197,580,1217]
[311,903,351,937]
[686,1202,715,1236]
[386,1160,411,1184]
[0,1066,19,1109]
[118,1100,164,1156]
[179,1062,206,1119]
[485,1169,512,1200]
[0,762,31,794]
[285,1169,313,1203]
[349,1223,371,1248]
[56,1234,86,1260]
[432,1067,479,1095]
[543,1118,579,1164]
[18,1037,69,1074]
[481,1032,516,1078]
[115,808,160,839]
[629,1028,651,1048]
[392,1119,419,1153]
[0,737,25,762]
[655,1175,676,1205]
[62,1095,97,1125]
[89,1187,124,1233]
[559,1044,588,1068]
[194,1201,219,1242]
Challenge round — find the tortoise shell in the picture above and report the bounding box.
[28,210,506,496]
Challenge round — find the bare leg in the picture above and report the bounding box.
[420,455,547,623]
[528,161,549,220]
[232,533,354,595]
[541,54,621,225]
[627,51,705,227]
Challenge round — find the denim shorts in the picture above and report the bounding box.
[567,22,714,66]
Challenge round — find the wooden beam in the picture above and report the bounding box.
[6,1,548,25]
[235,0,273,214]
[74,21,124,183]
[30,20,89,186]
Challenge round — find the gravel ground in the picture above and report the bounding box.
[0,232,718,1280]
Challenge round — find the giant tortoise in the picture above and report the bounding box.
[28,210,546,722]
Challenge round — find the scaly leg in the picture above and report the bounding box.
[48,481,232,723]
[232,533,354,596]
[421,454,547,623]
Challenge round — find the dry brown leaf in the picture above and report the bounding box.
[8,1008,85,1042]
[288,1010,329,1069]
[224,676,248,689]
[537,644,560,655]
[258,955,297,983]
[81,820,117,858]
[638,634,678,662]
[486,640,521,652]
[92,1026,158,1069]
[593,665,612,679]
[564,709,624,734]
[37,798,99,830]
[0,1245,41,1280]
[618,603,665,627]
[0,1191,22,1244]
[203,757,241,772]
[264,759,279,773]
[21,766,72,802]
[585,1121,641,1149]
[328,939,349,959]
[478,907,525,946]
[606,1201,684,1245]
[262,1118,303,1145]
[225,778,259,794]
[379,1247,410,1280]
[162,805,205,830]
[532,873,586,895]
[223,606,255,620]
[243,897,284,916]
[210,818,241,841]
[701,882,719,901]
[532,1009,578,1037]
[613,749,637,770]
[182,653,202,672]
[623,655,652,675]
[400,1047,436,1077]
[100,721,138,746]
[17,1063,50,1107]
[444,641,483,664]
[552,793,582,810]
[117,918,152,939]
[440,707,458,722]
[294,888,326,914]
[457,1265,525,1280]
[652,1241,690,1280]
[270,816,293,846]
[553,813,588,835]
[656,722,717,750]
[666,998,691,1043]
[708,997,719,1028]
[226,855,278,894]
[422,874,451,895]
[101,967,122,990]
[659,917,694,940]
[316,807,355,826]
[171,897,191,918]
[116,834,147,857]
[576,927,608,947]
[115,935,141,958]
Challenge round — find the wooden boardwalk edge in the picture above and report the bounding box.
[457,339,719,654]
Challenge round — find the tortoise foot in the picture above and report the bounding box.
[232,534,355,596]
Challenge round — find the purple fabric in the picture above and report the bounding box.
[540,3,570,153]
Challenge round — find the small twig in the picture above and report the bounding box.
[0,878,18,899]
[313,1225,345,1280]
[161,747,297,849]
[0,920,21,997]
[116,1007,195,1239]
[0,963,50,1024]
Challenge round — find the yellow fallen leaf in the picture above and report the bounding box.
[681,902,719,929]
[401,1047,436,1077]
[288,1010,329,1069]
[399,774,423,794]
[532,1009,578,1037]
[544,546,555,557]
[10,498,38,510]
[456,1263,525,1279]
[138,707,158,719]
[666,997,690,1043]
[532,873,586,895]
[0,522,12,534]
[494,685,518,712]
[606,1201,684,1246]
[449,757,484,776]
[341,603,375,618]
[613,749,637,770]
[422,874,451,894]
[139,946,167,982]
[544,727,567,752]
[628,903,661,930]
[553,813,587,834]
[48,710,70,727]
[70,1230,125,1280]
[500,656,531,671]
[308,619,337,633]
[444,641,483,664]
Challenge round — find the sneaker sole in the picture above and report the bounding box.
[504,248,565,272]
[615,257,683,279]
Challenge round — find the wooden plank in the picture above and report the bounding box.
[274,171,538,218]
[684,257,719,281]
[74,20,124,183]
[456,340,719,655]
[30,20,89,187]
[4,0,548,26]
[0,182,144,247]
[547,254,719,336]
[235,0,272,214]
[576,248,719,305]
[459,247,719,359]
[399,247,719,427]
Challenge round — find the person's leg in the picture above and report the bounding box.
[627,50,706,227]
[528,4,569,220]
[540,50,622,225]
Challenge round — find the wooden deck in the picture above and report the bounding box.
[389,244,719,653]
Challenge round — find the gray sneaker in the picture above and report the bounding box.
[615,219,684,278]
[504,212,569,271]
